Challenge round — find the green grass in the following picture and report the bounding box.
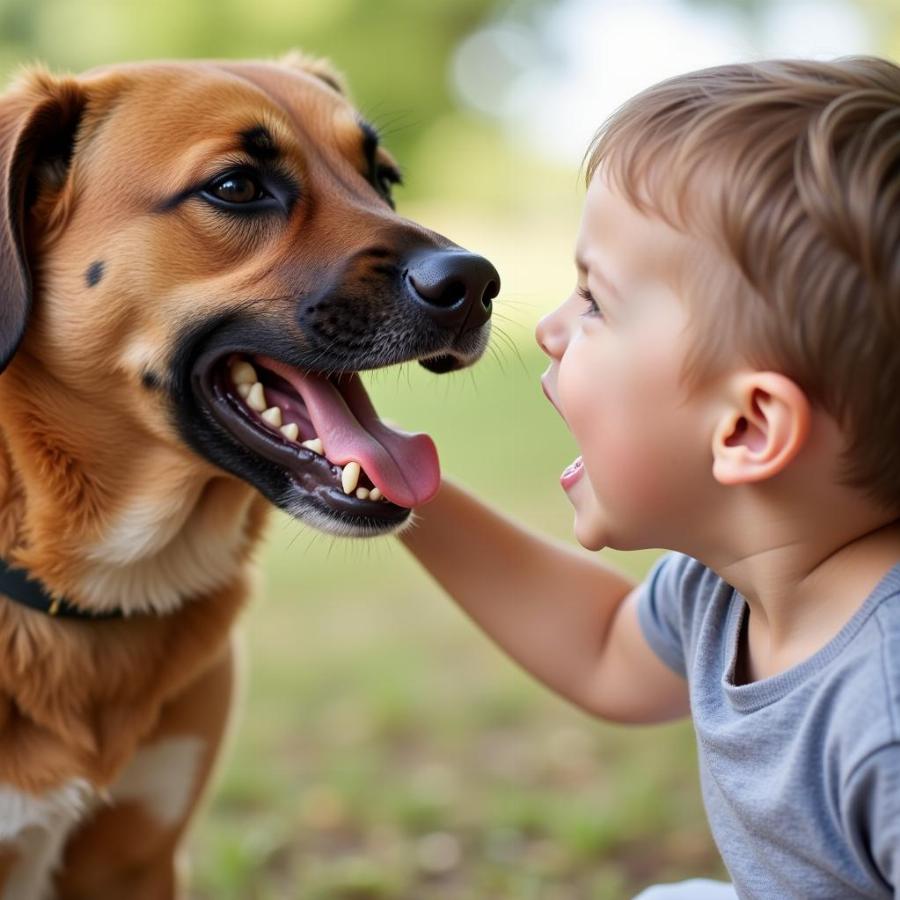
[186,210,724,898]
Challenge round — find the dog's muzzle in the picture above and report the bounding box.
[179,245,500,536]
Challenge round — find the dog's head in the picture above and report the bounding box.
[0,55,498,538]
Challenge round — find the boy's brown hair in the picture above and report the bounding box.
[586,57,900,512]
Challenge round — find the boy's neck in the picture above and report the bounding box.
[708,513,900,682]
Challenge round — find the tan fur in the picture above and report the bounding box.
[0,54,422,898]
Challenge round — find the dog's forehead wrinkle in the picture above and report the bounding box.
[82,72,299,177]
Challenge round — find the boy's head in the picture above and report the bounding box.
[585,56,900,516]
[538,56,900,553]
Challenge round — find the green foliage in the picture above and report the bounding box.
[0,0,505,176]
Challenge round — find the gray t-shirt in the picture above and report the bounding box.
[638,553,900,899]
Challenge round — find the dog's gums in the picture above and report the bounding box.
[197,352,440,528]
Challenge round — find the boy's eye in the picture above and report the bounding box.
[577,285,603,318]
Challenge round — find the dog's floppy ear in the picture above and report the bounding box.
[278,50,348,96]
[0,69,85,372]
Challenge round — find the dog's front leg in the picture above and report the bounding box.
[52,639,238,900]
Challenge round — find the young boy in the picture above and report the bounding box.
[400,57,900,899]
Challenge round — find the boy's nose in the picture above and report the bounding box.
[535,305,568,360]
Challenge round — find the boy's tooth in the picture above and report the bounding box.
[342,461,361,495]
[280,423,299,441]
[355,487,370,500]
[231,361,257,384]
[236,382,252,399]
[246,382,266,412]
[261,406,283,427]
[302,438,324,455]
[368,487,382,502]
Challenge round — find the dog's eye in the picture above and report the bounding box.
[205,173,267,205]
[375,165,402,207]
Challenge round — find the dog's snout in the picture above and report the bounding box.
[405,250,499,331]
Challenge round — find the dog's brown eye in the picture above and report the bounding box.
[208,173,264,204]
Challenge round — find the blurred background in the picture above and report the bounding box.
[2,1,898,897]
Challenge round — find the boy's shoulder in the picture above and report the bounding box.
[643,553,900,748]
[839,584,900,741]
[804,573,900,790]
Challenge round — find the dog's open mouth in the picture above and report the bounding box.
[198,353,440,528]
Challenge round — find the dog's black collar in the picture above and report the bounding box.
[0,557,124,620]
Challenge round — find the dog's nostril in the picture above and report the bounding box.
[437,279,466,308]
[482,280,499,309]
[408,271,467,309]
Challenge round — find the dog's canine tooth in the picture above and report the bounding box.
[368,487,383,502]
[261,406,282,427]
[246,382,266,412]
[341,461,361,495]
[236,383,252,399]
[301,438,324,455]
[280,423,299,441]
[355,487,370,500]
[231,361,257,385]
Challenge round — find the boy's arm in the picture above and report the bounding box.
[401,480,689,724]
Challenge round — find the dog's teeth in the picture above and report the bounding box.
[246,382,266,412]
[355,487,370,500]
[302,438,324,455]
[280,423,299,441]
[236,383,253,399]
[342,461,361,495]
[368,487,383,502]
[261,406,283,427]
[231,361,257,385]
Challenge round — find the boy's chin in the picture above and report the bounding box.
[571,496,641,552]
[572,509,608,552]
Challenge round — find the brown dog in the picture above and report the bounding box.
[0,53,497,898]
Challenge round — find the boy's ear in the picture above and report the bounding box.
[711,372,811,486]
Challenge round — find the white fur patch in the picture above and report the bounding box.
[109,736,205,827]
[0,779,94,900]
[84,475,255,615]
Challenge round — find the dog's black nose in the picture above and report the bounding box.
[405,250,499,332]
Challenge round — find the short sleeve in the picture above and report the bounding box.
[636,552,690,678]
[843,743,900,896]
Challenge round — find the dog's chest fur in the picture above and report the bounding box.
[83,465,261,616]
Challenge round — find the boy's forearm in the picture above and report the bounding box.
[400,480,635,709]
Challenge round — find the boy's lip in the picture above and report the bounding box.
[560,456,584,490]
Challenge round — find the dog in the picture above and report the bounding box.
[0,52,498,898]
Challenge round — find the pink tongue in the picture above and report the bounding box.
[257,357,440,508]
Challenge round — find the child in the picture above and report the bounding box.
[400,57,900,899]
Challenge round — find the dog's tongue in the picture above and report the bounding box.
[258,358,440,508]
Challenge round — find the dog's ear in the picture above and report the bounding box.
[0,68,86,372]
[278,50,348,97]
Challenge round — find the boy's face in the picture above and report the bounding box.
[536,175,721,551]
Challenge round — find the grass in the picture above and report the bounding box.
[186,207,725,898]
